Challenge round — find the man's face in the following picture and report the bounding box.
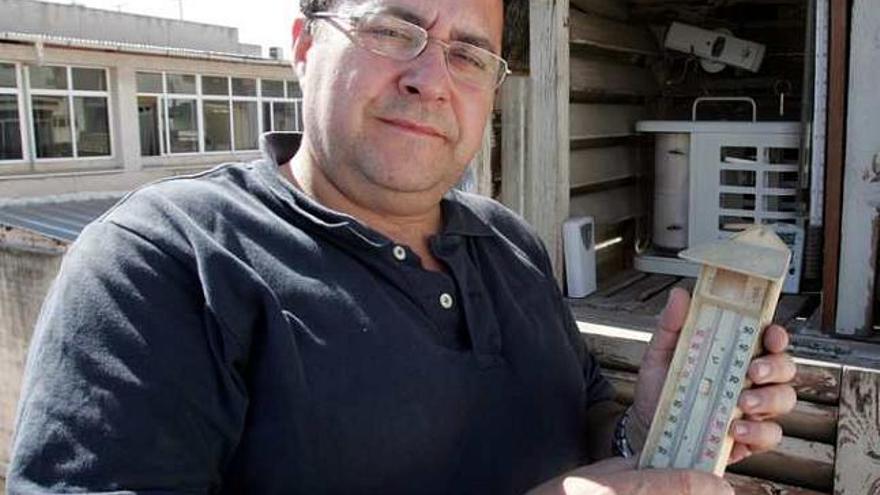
[295,0,503,209]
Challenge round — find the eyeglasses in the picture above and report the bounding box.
[306,11,511,90]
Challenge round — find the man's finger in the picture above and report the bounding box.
[748,353,797,385]
[727,443,753,465]
[762,324,789,354]
[730,419,783,453]
[739,384,798,419]
[647,288,691,361]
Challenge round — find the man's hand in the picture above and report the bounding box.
[526,457,734,495]
[632,287,798,464]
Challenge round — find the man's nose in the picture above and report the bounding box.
[398,42,452,102]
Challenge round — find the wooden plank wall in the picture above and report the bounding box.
[501,1,658,284]
[834,366,880,494]
[835,0,880,336]
[567,3,658,283]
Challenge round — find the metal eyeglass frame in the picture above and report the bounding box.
[305,11,511,90]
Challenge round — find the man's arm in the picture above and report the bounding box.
[8,220,247,493]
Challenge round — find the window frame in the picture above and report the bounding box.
[165,72,203,156]
[26,64,115,163]
[261,79,303,133]
[200,75,262,154]
[136,72,303,159]
[0,62,29,165]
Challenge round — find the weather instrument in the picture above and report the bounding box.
[638,227,791,475]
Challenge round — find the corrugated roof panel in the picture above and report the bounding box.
[0,196,122,243]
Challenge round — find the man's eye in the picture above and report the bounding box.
[451,50,487,70]
[364,26,411,40]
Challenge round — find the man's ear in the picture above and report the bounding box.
[291,17,312,79]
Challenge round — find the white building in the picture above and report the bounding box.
[0,0,302,200]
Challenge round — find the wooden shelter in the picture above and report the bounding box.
[485,0,880,493]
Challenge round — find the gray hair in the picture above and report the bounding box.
[299,0,526,62]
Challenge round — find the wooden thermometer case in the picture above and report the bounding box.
[638,227,792,475]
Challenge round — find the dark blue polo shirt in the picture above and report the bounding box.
[8,133,612,494]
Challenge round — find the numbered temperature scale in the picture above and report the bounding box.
[638,227,791,475]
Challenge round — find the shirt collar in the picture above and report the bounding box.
[259,132,495,239]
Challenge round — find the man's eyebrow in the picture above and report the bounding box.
[374,5,500,54]
[377,5,428,27]
[452,32,497,54]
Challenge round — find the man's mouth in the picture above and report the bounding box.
[377,117,447,140]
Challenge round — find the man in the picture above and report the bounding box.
[8,0,796,493]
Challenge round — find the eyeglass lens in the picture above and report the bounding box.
[351,13,505,88]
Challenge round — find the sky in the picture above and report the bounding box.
[41,0,299,58]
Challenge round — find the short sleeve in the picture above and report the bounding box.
[7,221,248,494]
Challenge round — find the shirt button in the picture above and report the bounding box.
[439,293,454,309]
[392,245,407,261]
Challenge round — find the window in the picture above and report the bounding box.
[28,65,111,159]
[203,100,231,151]
[0,62,24,161]
[138,96,162,157]
[168,99,198,153]
[136,72,303,157]
[136,72,199,155]
[232,77,256,97]
[263,80,303,133]
[233,101,258,150]
[167,73,196,94]
[201,76,258,153]
[261,79,284,98]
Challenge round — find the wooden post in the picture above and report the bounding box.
[836,0,880,336]
[475,121,494,198]
[834,366,880,494]
[459,121,493,197]
[821,0,848,333]
[500,75,528,216]
[528,0,570,283]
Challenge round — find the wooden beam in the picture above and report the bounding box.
[570,135,641,150]
[570,92,648,105]
[570,146,641,188]
[500,75,528,215]
[576,321,843,404]
[570,57,658,98]
[821,0,848,334]
[569,0,628,21]
[728,436,835,492]
[602,368,837,444]
[528,0,570,283]
[834,366,880,494]
[570,103,646,139]
[836,0,880,336]
[786,332,880,371]
[724,473,829,495]
[569,8,658,57]
[570,176,638,196]
[569,183,645,225]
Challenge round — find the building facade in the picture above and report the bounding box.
[0,0,302,200]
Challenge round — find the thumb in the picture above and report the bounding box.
[608,469,734,495]
[644,288,691,366]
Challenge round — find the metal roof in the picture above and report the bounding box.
[0,195,123,243]
[0,31,289,66]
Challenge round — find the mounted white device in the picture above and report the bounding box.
[665,22,766,73]
[563,216,597,298]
